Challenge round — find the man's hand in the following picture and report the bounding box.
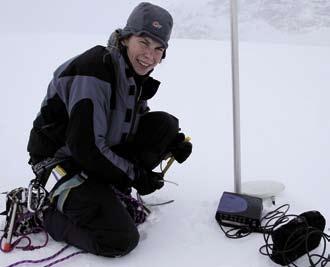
[170,133,192,163]
[133,166,164,195]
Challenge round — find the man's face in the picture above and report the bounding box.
[123,35,165,75]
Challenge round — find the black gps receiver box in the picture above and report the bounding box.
[215,191,263,228]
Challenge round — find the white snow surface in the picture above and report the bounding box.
[1,1,330,267]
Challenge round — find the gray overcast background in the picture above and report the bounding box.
[1,0,330,43]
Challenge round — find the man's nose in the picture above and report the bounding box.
[143,46,155,61]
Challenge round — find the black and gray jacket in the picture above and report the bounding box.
[27,36,160,187]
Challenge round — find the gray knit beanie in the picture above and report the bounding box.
[121,2,173,48]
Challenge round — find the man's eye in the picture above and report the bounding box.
[140,41,148,46]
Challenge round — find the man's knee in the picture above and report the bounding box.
[94,226,140,257]
[137,111,179,136]
[134,111,179,168]
[123,226,140,254]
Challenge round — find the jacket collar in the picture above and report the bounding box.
[140,76,160,100]
[125,67,160,101]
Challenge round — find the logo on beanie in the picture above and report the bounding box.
[152,21,162,29]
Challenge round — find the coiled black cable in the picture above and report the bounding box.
[259,205,329,267]
[219,204,329,266]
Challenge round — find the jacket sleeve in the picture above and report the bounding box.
[63,75,136,185]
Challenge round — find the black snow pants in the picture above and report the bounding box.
[43,112,179,257]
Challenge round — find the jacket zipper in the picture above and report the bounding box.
[127,85,142,141]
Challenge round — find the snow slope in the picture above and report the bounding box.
[1,33,329,267]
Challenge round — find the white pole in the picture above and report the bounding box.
[230,0,242,193]
[229,0,285,200]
